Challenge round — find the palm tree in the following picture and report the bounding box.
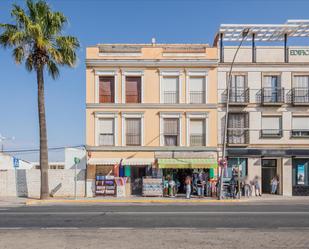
[0,0,79,199]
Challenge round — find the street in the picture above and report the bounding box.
[0,201,309,248]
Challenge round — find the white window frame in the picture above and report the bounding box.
[159,70,182,104]
[95,112,118,146]
[159,112,182,146]
[94,70,118,104]
[121,112,144,146]
[121,70,144,104]
[186,70,208,104]
[186,112,208,146]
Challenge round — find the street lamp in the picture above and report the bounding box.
[219,28,250,200]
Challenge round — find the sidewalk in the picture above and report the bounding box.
[0,197,28,207]
[25,194,309,205]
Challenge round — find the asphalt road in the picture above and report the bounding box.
[1,202,309,229]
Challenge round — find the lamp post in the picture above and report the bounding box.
[219,28,250,200]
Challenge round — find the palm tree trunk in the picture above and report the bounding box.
[37,65,49,199]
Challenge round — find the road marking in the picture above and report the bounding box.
[1,211,309,216]
[40,227,79,230]
[0,227,23,230]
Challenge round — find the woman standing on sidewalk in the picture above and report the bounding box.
[271,176,279,194]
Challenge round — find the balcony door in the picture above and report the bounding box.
[263,75,280,102]
[162,77,179,104]
[231,75,246,102]
[293,76,309,103]
[126,77,141,103]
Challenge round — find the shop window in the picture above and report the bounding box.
[99,76,115,103]
[292,159,309,186]
[226,158,248,178]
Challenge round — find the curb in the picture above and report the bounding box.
[26,199,246,205]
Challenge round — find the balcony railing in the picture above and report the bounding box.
[99,134,114,146]
[164,135,179,146]
[291,87,309,105]
[227,129,249,145]
[126,134,141,146]
[261,87,285,104]
[291,129,309,138]
[189,91,205,104]
[260,129,283,138]
[222,88,250,104]
[190,134,206,146]
[163,91,178,104]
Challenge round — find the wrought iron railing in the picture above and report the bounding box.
[189,91,205,104]
[227,129,249,144]
[126,134,141,146]
[222,88,249,104]
[163,91,179,104]
[99,134,114,146]
[261,87,285,104]
[190,134,206,146]
[291,87,309,105]
[260,129,283,138]
[291,129,309,138]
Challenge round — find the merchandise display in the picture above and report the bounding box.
[142,177,163,197]
[95,175,115,196]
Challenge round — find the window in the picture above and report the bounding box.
[189,77,205,104]
[226,158,247,179]
[262,75,283,103]
[190,119,205,146]
[99,76,115,103]
[163,118,179,146]
[292,116,309,137]
[293,75,309,88]
[126,76,141,103]
[261,116,282,138]
[230,75,247,103]
[292,76,309,104]
[126,118,141,146]
[227,113,249,144]
[293,159,309,186]
[98,118,114,146]
[162,77,179,104]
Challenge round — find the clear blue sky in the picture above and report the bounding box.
[0,0,308,161]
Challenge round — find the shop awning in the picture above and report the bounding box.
[158,158,218,169]
[88,158,153,166]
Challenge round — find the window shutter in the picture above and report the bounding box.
[262,116,280,130]
[293,76,309,88]
[163,77,178,92]
[190,77,204,92]
[99,77,114,103]
[190,120,204,134]
[164,118,179,135]
[126,77,141,103]
[292,117,309,130]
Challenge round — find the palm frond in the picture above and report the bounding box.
[46,60,59,79]
[12,46,25,64]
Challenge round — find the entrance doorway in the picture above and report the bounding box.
[262,159,277,194]
[130,166,147,195]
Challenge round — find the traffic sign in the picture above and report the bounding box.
[13,157,19,168]
[74,157,80,164]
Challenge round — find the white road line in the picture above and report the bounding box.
[0,211,309,215]
[0,227,23,230]
[40,227,79,230]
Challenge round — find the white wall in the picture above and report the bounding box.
[0,169,86,198]
[65,148,86,169]
[0,153,33,170]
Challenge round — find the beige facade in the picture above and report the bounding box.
[86,43,218,196]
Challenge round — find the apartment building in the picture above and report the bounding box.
[86,43,218,197]
[217,20,309,196]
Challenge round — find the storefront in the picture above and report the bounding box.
[157,158,218,197]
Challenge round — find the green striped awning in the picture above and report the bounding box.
[158,158,218,169]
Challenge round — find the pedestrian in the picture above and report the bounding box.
[271,176,279,194]
[254,176,262,197]
[185,176,192,199]
[197,178,203,197]
[229,176,237,199]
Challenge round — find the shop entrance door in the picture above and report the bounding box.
[262,159,277,194]
[131,166,146,195]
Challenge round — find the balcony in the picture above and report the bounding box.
[126,134,141,146]
[291,88,309,105]
[190,134,206,146]
[222,88,250,105]
[260,129,283,138]
[227,129,249,145]
[261,87,285,105]
[163,91,179,104]
[189,91,205,104]
[291,130,309,138]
